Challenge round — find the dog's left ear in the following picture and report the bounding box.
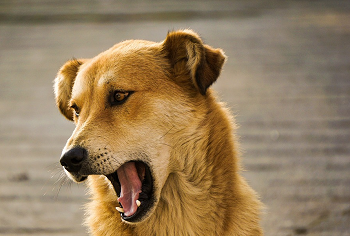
[162,29,226,95]
[54,59,87,121]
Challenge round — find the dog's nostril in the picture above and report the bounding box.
[60,147,87,172]
[71,157,82,164]
[61,161,68,168]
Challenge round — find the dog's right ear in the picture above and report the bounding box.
[162,30,226,95]
[54,59,86,121]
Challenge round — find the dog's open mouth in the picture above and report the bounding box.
[106,161,154,222]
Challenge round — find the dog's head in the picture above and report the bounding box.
[54,30,226,223]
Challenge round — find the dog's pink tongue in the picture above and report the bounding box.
[117,162,142,217]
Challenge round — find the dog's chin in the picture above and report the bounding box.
[106,161,155,223]
[63,169,88,183]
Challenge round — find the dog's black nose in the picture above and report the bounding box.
[60,147,87,172]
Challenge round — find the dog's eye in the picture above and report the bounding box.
[70,104,80,117]
[74,110,80,117]
[110,91,133,106]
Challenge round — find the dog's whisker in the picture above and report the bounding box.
[42,163,64,197]
[159,142,173,149]
[47,163,62,176]
[49,171,72,200]
[66,178,73,191]
[46,162,61,170]
[50,168,64,179]
[53,171,66,184]
[54,175,69,200]
[159,125,175,139]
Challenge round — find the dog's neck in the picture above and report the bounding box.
[133,97,239,236]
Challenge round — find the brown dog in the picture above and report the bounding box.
[54,29,263,235]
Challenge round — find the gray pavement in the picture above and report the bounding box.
[0,0,349,235]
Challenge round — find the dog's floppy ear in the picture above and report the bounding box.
[54,59,86,121]
[162,29,226,95]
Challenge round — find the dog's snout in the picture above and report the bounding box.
[60,147,87,172]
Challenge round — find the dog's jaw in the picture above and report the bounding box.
[106,161,155,223]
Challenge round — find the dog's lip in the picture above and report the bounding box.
[106,161,154,222]
[65,170,88,183]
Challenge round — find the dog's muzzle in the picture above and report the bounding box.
[60,146,155,223]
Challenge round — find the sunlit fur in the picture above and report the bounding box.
[54,29,263,236]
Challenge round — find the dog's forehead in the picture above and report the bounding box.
[72,40,168,99]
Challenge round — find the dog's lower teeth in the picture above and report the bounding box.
[116,206,124,213]
[116,201,140,214]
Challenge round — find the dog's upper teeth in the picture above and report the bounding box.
[116,206,124,213]
[136,200,141,207]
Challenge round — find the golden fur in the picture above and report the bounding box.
[54,29,263,235]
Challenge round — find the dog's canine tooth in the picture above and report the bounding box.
[116,206,124,213]
[136,200,141,207]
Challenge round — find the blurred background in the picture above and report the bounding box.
[0,0,349,235]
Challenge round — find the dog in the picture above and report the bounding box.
[54,29,263,236]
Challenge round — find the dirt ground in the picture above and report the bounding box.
[0,0,349,235]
